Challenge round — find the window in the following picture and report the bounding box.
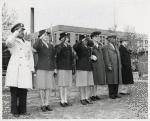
[129,41,131,46]
[100,36,102,41]
[75,34,78,41]
[75,34,79,43]
[54,33,57,44]
[145,40,148,46]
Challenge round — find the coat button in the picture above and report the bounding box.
[27,65,29,67]
[20,64,21,66]
[20,48,22,50]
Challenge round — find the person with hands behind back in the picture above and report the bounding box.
[33,30,56,112]
[73,35,95,105]
[5,23,34,117]
[119,37,134,95]
[55,32,73,107]
[102,33,122,99]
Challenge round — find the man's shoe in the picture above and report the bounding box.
[41,106,47,112]
[110,95,116,99]
[46,105,53,111]
[119,93,126,95]
[19,112,30,115]
[60,102,67,107]
[65,102,72,106]
[126,93,130,95]
[114,95,122,98]
[12,113,19,117]
[90,96,97,101]
[95,95,101,100]
[85,99,93,104]
[80,99,87,105]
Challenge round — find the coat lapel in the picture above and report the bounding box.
[121,45,129,54]
[108,43,116,52]
[48,43,54,50]
[40,40,49,48]
[16,38,24,45]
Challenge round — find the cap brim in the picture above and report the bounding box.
[46,32,51,35]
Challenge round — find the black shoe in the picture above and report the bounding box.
[60,102,67,107]
[19,112,30,115]
[80,99,87,105]
[114,95,122,98]
[65,102,72,106]
[46,105,53,111]
[90,96,97,101]
[85,99,93,104]
[95,95,101,100]
[126,93,130,95]
[110,95,116,99]
[120,93,130,95]
[12,113,19,117]
[119,93,126,95]
[41,106,47,112]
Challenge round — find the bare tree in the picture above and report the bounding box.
[2,2,18,41]
[124,25,136,37]
[108,23,117,33]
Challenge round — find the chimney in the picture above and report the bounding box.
[30,7,34,33]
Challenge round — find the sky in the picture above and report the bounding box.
[2,0,149,35]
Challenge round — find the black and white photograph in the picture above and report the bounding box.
[1,0,148,119]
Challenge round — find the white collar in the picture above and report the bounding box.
[122,44,126,48]
[94,41,98,48]
[16,38,25,45]
[84,45,87,48]
[64,43,68,47]
[109,43,115,49]
[42,40,49,48]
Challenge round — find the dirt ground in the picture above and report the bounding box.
[2,81,148,119]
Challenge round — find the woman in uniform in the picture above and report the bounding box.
[33,30,56,112]
[90,31,106,101]
[73,35,95,105]
[55,32,73,107]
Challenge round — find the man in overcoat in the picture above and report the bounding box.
[90,31,106,101]
[102,34,122,99]
[119,37,134,95]
[5,23,34,117]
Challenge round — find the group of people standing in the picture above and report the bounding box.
[5,23,134,117]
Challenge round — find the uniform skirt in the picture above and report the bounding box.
[36,70,55,89]
[57,70,72,87]
[76,71,94,87]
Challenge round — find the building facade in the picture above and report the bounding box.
[27,25,148,51]
[27,25,123,47]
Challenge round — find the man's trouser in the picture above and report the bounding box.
[108,84,119,97]
[10,87,27,114]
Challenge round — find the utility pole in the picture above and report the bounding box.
[114,7,115,27]
[114,7,117,34]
